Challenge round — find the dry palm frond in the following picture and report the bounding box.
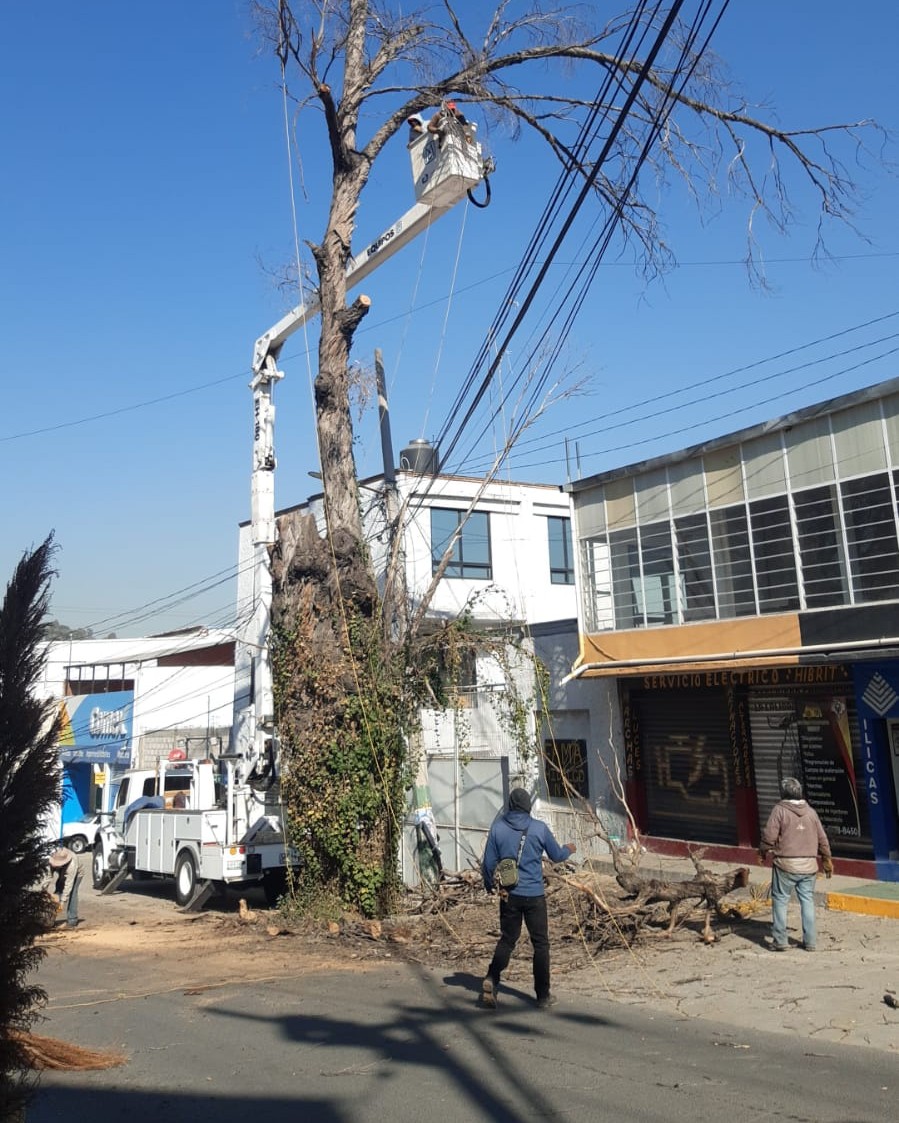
[11,1030,126,1072]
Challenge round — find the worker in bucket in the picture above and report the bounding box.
[406,114,426,144]
[46,846,83,929]
[427,100,474,146]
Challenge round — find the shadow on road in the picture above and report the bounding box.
[31,1088,348,1123]
[208,961,613,1123]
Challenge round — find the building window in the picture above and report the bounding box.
[548,516,575,584]
[749,495,800,612]
[638,521,677,625]
[610,528,641,628]
[793,485,848,607]
[675,513,716,621]
[431,508,492,580]
[710,505,756,617]
[842,473,899,601]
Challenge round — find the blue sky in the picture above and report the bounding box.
[2,2,897,637]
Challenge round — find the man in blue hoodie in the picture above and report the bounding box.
[480,787,576,1009]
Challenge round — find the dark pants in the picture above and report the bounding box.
[486,892,551,1000]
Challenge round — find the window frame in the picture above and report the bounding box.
[547,515,575,585]
[430,507,493,580]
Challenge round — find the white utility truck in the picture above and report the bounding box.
[93,751,293,908]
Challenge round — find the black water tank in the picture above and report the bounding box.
[399,439,440,475]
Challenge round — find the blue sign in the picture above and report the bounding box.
[57,690,133,765]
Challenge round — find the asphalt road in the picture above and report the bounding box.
[30,957,895,1123]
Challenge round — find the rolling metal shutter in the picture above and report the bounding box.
[634,689,738,846]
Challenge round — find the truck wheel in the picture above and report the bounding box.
[69,835,87,855]
[174,851,198,907]
[92,847,110,890]
[263,869,288,908]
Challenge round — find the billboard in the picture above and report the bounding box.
[56,690,133,765]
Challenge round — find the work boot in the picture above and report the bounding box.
[480,977,497,1009]
[536,993,558,1009]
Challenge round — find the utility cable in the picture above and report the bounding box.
[437,1,698,470]
[444,1,729,473]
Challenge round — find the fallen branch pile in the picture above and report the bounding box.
[366,854,762,974]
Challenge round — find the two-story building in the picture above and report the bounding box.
[566,378,899,881]
[234,442,610,870]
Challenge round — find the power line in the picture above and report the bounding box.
[459,318,899,475]
[508,343,899,474]
[440,1,731,474]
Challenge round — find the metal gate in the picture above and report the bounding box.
[403,755,509,884]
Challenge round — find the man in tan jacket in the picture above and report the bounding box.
[759,777,833,951]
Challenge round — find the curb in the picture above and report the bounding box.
[825,891,899,920]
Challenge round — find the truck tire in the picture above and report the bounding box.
[92,846,110,890]
[263,869,288,908]
[174,850,198,907]
[69,835,88,855]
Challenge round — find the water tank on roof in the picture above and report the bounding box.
[399,439,440,475]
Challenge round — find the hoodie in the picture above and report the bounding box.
[482,808,572,896]
[760,799,831,875]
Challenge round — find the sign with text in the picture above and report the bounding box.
[57,691,133,765]
[795,696,861,841]
[544,739,589,799]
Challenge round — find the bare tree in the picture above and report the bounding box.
[255,0,878,915]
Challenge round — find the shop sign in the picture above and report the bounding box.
[640,665,851,691]
[544,739,589,798]
[57,691,133,765]
[794,697,861,840]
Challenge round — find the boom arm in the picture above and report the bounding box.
[240,127,491,773]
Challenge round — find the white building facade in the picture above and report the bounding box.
[235,461,617,873]
[36,629,236,837]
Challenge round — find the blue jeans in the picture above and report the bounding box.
[64,866,83,927]
[771,866,816,948]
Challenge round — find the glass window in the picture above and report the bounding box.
[609,528,641,628]
[882,395,899,465]
[604,477,636,531]
[744,432,786,499]
[574,489,605,537]
[842,473,899,601]
[547,516,575,585]
[786,416,835,489]
[635,468,669,523]
[669,459,707,515]
[704,447,745,508]
[638,522,677,625]
[793,485,848,607]
[833,401,887,478]
[580,537,614,631]
[430,508,492,580]
[675,513,716,621]
[749,496,800,612]
[710,505,755,616]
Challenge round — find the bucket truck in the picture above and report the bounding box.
[93,113,491,911]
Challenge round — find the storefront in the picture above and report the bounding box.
[56,690,134,824]
[620,662,899,879]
